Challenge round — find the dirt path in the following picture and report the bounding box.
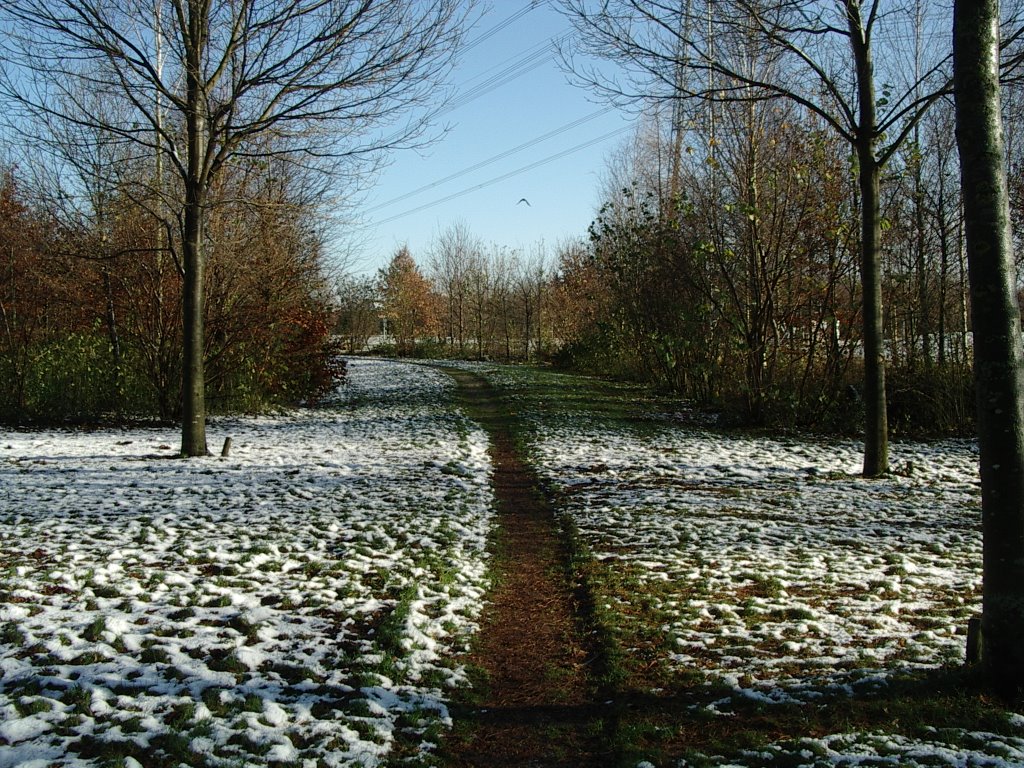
[438,368,610,767]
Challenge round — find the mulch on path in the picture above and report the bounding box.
[439,369,613,767]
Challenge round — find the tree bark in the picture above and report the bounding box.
[181,194,208,456]
[954,0,1024,698]
[857,143,888,477]
[101,265,122,412]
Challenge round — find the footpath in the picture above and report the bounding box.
[438,368,611,767]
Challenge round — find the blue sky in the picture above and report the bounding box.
[348,1,635,277]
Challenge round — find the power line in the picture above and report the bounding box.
[366,3,627,230]
[438,34,568,118]
[371,124,633,226]
[375,31,561,154]
[443,42,559,114]
[365,107,613,213]
[462,2,541,55]
[435,4,564,117]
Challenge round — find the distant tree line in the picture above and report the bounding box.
[555,95,980,438]
[340,225,553,363]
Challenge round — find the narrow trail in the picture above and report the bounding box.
[439,368,611,767]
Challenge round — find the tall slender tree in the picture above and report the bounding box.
[954,0,1024,698]
[1,0,467,455]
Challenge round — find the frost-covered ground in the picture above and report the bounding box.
[0,359,493,768]
[463,363,1024,768]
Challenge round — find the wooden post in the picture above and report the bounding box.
[967,617,983,665]
[221,437,232,457]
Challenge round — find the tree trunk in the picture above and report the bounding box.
[101,265,122,411]
[858,148,888,477]
[848,1,889,477]
[938,184,951,366]
[181,192,208,456]
[180,0,208,457]
[915,157,932,370]
[954,0,1024,699]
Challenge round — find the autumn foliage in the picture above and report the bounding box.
[379,247,440,356]
[0,165,344,424]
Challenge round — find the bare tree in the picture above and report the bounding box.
[465,247,494,360]
[335,274,380,354]
[514,244,550,361]
[954,0,1024,698]
[430,221,480,357]
[0,0,467,455]
[559,0,1024,475]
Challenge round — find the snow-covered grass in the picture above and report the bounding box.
[0,359,493,768]
[544,422,980,695]
[6,355,1024,767]
[455,362,1024,768]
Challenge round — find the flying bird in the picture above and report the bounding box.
[517,198,531,207]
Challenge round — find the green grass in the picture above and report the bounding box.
[61,685,93,715]
[413,550,460,587]
[207,651,248,676]
[82,616,107,643]
[1,621,25,646]
[15,696,53,716]
[375,585,417,659]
